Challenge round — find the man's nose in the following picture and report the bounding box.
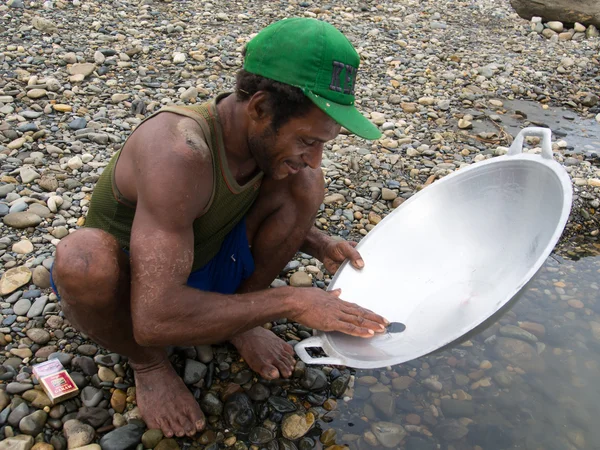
[303,147,323,169]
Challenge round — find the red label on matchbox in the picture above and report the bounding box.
[42,371,77,397]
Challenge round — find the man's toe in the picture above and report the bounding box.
[260,363,280,380]
[175,416,191,438]
[157,418,174,438]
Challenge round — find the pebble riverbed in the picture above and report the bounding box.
[1,0,600,449]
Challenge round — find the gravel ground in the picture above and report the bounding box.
[1,0,600,449]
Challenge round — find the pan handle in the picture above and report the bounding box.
[508,127,553,160]
[294,336,344,366]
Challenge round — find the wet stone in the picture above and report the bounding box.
[301,368,328,392]
[155,439,180,450]
[249,427,275,445]
[98,424,145,450]
[247,383,270,402]
[142,429,164,449]
[184,359,207,385]
[73,356,97,376]
[81,386,103,408]
[19,410,47,436]
[94,354,120,367]
[201,392,223,416]
[282,412,315,440]
[77,406,110,429]
[436,420,469,441]
[224,393,255,431]
[268,396,297,413]
[8,402,31,427]
[370,422,407,448]
[440,398,475,417]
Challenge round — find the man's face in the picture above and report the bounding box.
[248,105,341,180]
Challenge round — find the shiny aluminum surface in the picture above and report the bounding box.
[295,127,573,368]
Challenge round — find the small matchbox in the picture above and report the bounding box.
[32,359,79,404]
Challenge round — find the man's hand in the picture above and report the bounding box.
[322,239,364,275]
[290,288,388,337]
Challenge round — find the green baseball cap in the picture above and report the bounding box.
[243,17,382,140]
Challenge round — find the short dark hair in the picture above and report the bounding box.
[235,50,315,132]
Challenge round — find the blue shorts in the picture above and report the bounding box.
[50,218,255,298]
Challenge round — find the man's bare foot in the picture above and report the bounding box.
[132,357,205,438]
[231,327,296,380]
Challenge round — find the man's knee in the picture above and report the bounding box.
[289,167,324,216]
[54,228,124,302]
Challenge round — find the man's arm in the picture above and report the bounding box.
[127,117,386,347]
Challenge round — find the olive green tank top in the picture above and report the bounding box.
[84,94,263,272]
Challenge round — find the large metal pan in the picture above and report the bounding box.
[295,127,573,369]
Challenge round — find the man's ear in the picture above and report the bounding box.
[246,91,272,123]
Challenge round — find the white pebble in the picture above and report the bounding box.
[68,156,83,170]
[173,52,186,64]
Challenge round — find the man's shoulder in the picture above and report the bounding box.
[132,108,212,163]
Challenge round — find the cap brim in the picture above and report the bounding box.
[306,91,382,140]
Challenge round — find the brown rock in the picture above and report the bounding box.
[68,63,96,77]
[494,337,545,373]
[405,414,421,425]
[392,197,405,209]
[0,266,32,295]
[392,376,415,391]
[33,266,51,289]
[289,271,312,288]
[368,211,382,225]
[519,321,545,339]
[38,175,59,192]
[110,389,127,414]
[401,102,418,113]
[35,346,58,359]
[22,390,53,408]
[31,444,54,450]
[510,0,600,28]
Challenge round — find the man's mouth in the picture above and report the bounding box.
[285,161,301,174]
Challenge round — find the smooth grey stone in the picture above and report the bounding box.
[8,402,30,427]
[94,353,120,367]
[27,296,48,318]
[99,423,145,450]
[69,118,87,130]
[0,203,9,217]
[0,406,11,425]
[17,123,39,133]
[19,410,47,436]
[81,386,103,408]
[22,290,41,299]
[195,345,213,363]
[49,352,73,367]
[77,406,111,429]
[72,356,97,376]
[13,299,31,316]
[183,359,207,385]
[0,184,16,198]
[21,111,43,119]
[9,201,28,214]
[6,382,33,395]
[71,372,87,389]
[3,315,17,326]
